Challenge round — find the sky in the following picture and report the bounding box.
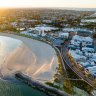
[0,0,96,8]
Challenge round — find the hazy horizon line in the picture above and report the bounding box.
[0,7,96,9]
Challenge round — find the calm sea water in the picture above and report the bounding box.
[0,79,47,96]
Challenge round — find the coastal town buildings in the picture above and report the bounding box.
[68,35,96,77]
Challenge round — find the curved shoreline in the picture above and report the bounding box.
[15,72,69,96]
[0,32,69,96]
[0,32,58,82]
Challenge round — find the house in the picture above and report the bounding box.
[17,28,26,31]
[77,30,92,37]
[82,47,95,53]
[34,27,46,36]
[59,32,69,39]
[68,44,79,50]
[86,66,96,76]
[42,20,52,24]
[72,35,93,46]
[69,50,86,62]
[35,26,58,32]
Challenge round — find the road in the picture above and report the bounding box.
[61,39,96,89]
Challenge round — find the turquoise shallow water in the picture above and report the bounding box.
[0,78,48,96]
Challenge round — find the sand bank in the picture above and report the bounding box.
[0,33,58,82]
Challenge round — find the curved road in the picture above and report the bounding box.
[61,39,96,89]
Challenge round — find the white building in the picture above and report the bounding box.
[59,32,69,39]
[17,28,25,31]
[33,26,58,36]
[35,26,58,32]
[81,19,96,23]
[42,20,52,24]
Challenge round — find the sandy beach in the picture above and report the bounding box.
[0,33,58,82]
